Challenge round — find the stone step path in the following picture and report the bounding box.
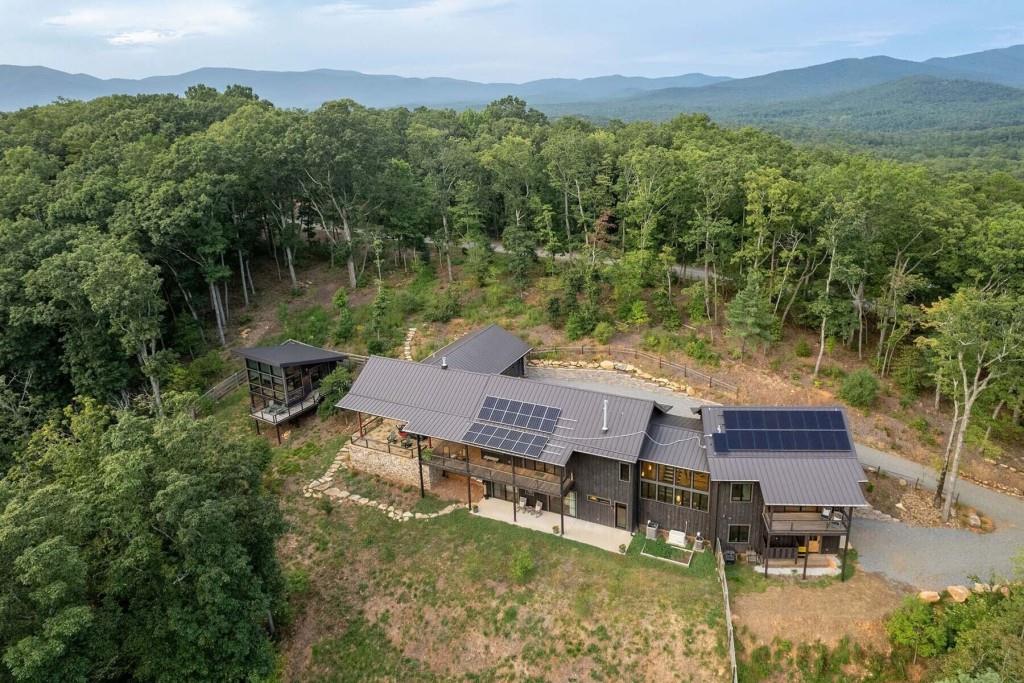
[302,443,466,523]
[403,327,417,361]
[855,506,898,523]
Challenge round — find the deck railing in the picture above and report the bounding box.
[532,345,739,397]
[350,435,415,458]
[762,509,851,534]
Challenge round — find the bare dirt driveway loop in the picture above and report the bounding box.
[529,366,1024,589]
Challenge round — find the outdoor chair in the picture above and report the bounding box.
[518,496,527,513]
[533,500,543,516]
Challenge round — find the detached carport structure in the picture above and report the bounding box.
[235,340,347,443]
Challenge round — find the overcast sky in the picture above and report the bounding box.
[3,0,1024,81]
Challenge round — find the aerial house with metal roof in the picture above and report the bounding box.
[235,340,348,443]
[335,325,867,578]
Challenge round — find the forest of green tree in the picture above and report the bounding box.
[1,85,1023,679]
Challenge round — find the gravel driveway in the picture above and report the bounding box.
[529,366,1024,589]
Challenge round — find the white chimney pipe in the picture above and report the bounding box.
[441,356,448,369]
[602,399,608,432]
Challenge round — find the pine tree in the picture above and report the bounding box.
[726,272,775,357]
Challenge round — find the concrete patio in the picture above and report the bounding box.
[475,496,632,553]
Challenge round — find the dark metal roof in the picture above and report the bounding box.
[337,355,659,464]
[421,324,532,374]
[234,340,347,368]
[700,405,867,507]
[709,457,867,506]
[639,413,709,472]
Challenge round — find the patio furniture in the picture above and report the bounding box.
[518,496,527,513]
[534,500,543,515]
[723,548,737,564]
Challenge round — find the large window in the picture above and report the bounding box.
[731,483,752,502]
[639,462,710,512]
[728,525,750,544]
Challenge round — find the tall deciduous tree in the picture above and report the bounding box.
[918,289,1024,520]
[0,398,283,681]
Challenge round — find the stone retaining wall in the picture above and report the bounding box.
[349,441,441,491]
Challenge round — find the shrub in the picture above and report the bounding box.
[565,305,598,341]
[334,305,356,344]
[317,365,354,418]
[510,549,535,584]
[424,289,461,323]
[684,336,721,366]
[168,350,228,393]
[886,596,948,663]
[839,369,881,408]
[545,295,563,327]
[393,290,424,317]
[592,321,615,345]
[794,339,812,358]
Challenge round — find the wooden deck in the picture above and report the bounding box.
[426,450,572,497]
[763,510,851,535]
[251,391,321,425]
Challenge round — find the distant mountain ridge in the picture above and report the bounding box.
[0,65,729,112]
[537,44,1024,121]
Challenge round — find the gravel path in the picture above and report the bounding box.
[529,366,1024,589]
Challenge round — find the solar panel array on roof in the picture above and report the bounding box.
[477,396,561,433]
[713,408,851,454]
[723,409,844,430]
[713,429,850,453]
[463,422,549,458]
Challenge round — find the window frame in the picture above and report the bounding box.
[727,524,751,544]
[586,494,611,506]
[730,483,753,502]
[619,462,631,482]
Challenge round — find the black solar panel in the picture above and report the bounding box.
[462,422,549,458]
[723,409,844,431]
[715,408,851,453]
[477,395,561,433]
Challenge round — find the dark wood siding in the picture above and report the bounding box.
[639,498,713,537]
[713,481,765,552]
[566,452,633,529]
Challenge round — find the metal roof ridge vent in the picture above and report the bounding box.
[602,399,608,432]
[441,356,448,369]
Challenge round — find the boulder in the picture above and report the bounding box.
[947,585,971,603]
[599,360,615,370]
[973,582,991,593]
[325,487,343,498]
[898,479,907,487]
[968,513,982,528]
[918,590,941,603]
[999,585,1011,597]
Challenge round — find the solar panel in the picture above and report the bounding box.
[714,409,851,453]
[462,422,550,457]
[477,395,562,433]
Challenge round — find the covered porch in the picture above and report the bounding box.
[475,496,631,554]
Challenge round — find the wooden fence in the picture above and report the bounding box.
[532,345,739,398]
[715,537,739,683]
[199,369,246,402]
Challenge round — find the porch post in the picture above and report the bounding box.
[275,424,281,445]
[465,456,472,507]
[802,535,809,579]
[416,435,424,498]
[254,420,260,435]
[511,456,517,522]
[764,533,771,578]
[842,509,852,582]
[357,412,364,438]
[559,466,565,536]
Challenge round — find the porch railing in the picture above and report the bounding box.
[762,509,851,534]
[423,451,572,497]
[350,435,415,458]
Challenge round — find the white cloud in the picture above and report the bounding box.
[316,0,509,20]
[45,2,253,46]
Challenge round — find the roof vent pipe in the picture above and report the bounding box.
[602,399,608,432]
[441,356,448,369]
